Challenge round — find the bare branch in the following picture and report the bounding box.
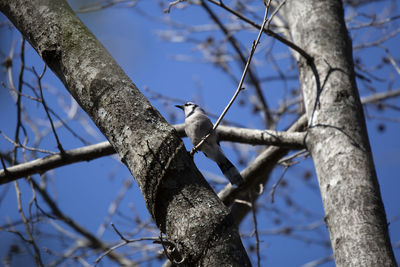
[191,2,272,155]
[0,126,307,184]
[14,180,44,266]
[250,190,261,267]
[0,141,114,184]
[94,236,158,266]
[207,0,313,62]
[164,0,186,13]
[0,130,57,155]
[381,46,400,75]
[28,178,135,266]
[34,65,65,154]
[353,27,400,49]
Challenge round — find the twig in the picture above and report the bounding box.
[28,178,134,265]
[381,46,400,75]
[164,0,186,13]
[361,88,400,103]
[0,155,9,175]
[2,81,42,102]
[191,2,272,155]
[347,14,400,30]
[13,38,26,163]
[266,0,286,30]
[353,27,400,50]
[97,226,181,266]
[1,130,57,155]
[207,0,313,62]
[270,165,289,203]
[14,180,44,266]
[34,65,65,154]
[18,81,90,146]
[200,0,273,127]
[110,223,127,241]
[234,198,252,207]
[250,190,261,267]
[96,179,132,237]
[277,149,308,164]
[95,234,159,265]
[301,254,334,267]
[76,0,136,13]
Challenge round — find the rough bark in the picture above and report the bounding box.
[281,0,397,266]
[0,0,251,265]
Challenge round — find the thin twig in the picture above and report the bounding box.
[270,165,289,203]
[164,0,186,13]
[277,149,308,164]
[34,65,65,153]
[76,0,136,13]
[250,190,261,267]
[28,178,134,265]
[0,155,9,175]
[97,179,132,237]
[381,46,400,75]
[353,27,400,50]
[13,38,26,163]
[14,180,44,266]
[347,14,400,30]
[301,254,334,267]
[19,81,90,146]
[191,3,272,155]
[94,235,159,265]
[207,0,313,62]
[0,130,57,155]
[111,223,128,241]
[200,0,273,127]
[3,82,42,101]
[266,0,286,30]
[234,198,252,207]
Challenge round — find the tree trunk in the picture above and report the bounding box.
[0,0,251,265]
[281,0,397,266]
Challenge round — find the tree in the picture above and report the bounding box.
[0,0,399,266]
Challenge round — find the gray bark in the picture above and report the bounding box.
[281,0,397,266]
[0,0,251,265]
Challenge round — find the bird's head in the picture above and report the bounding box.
[175,102,201,118]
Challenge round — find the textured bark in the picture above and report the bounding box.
[281,1,397,266]
[0,0,251,265]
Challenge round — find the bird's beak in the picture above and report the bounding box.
[175,104,184,110]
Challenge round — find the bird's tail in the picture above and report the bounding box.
[217,157,244,187]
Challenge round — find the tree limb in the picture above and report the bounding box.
[0,125,306,184]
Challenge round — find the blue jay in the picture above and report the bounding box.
[176,102,244,186]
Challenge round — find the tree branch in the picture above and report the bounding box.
[0,125,305,184]
[0,142,114,184]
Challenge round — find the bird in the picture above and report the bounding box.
[176,102,244,187]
